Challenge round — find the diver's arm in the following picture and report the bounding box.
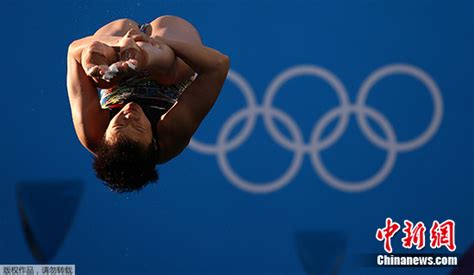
[69,36,125,88]
[155,38,230,163]
[68,36,122,63]
[67,41,110,155]
[71,33,176,87]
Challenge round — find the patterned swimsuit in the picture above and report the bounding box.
[99,73,196,139]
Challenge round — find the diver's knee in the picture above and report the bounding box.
[94,18,139,36]
[149,15,194,30]
[114,18,139,31]
[150,15,182,25]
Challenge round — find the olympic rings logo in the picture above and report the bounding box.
[189,64,443,194]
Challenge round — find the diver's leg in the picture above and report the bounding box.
[149,15,203,83]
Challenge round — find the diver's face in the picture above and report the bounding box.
[105,102,153,146]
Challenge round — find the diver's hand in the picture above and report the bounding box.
[99,32,150,83]
[81,40,119,88]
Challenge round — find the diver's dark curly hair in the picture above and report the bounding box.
[92,136,159,193]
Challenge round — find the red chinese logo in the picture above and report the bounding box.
[376,218,401,253]
[376,218,456,253]
[401,220,426,250]
[430,219,456,252]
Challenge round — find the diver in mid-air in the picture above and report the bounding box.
[67,16,230,192]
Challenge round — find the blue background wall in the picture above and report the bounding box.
[1,0,473,274]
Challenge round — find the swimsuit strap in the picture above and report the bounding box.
[138,23,150,34]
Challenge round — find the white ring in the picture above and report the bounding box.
[263,65,351,152]
[356,64,443,152]
[217,108,305,194]
[310,105,398,192]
